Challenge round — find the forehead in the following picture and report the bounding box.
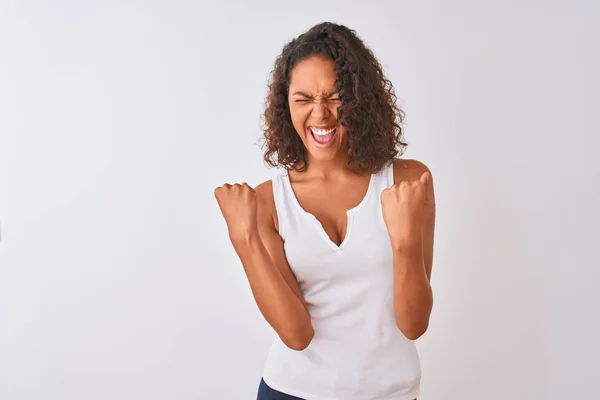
[289,55,337,93]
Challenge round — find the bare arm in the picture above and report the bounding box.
[390,159,436,340]
[228,181,313,350]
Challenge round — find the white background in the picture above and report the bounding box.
[1,1,599,399]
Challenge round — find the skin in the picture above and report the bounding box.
[214,54,436,350]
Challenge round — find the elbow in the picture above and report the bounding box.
[396,320,429,341]
[403,329,426,341]
[281,324,315,351]
[284,337,312,351]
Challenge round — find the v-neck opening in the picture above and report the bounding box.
[283,172,375,252]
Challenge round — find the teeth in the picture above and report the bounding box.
[310,127,336,136]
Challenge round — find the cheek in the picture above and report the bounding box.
[290,107,309,131]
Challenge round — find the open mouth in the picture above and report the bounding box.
[308,126,338,147]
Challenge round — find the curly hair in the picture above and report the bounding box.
[261,21,407,174]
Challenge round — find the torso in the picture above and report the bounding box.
[258,158,424,399]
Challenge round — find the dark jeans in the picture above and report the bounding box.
[256,377,417,400]
[257,378,305,399]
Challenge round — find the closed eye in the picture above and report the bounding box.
[295,98,341,103]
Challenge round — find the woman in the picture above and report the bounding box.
[215,22,435,400]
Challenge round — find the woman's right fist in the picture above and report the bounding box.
[214,183,258,242]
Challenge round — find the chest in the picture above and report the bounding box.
[282,211,393,288]
[290,176,372,247]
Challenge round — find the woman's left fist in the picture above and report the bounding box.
[381,171,434,246]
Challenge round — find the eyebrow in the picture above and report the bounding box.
[292,90,338,98]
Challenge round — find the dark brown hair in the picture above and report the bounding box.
[261,22,407,174]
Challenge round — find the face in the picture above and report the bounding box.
[288,55,348,163]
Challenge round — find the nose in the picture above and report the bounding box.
[311,100,330,119]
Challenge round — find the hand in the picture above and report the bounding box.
[381,171,434,247]
[214,183,258,243]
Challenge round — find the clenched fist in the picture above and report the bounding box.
[381,171,434,247]
[214,183,258,243]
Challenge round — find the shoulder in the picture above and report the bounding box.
[392,158,433,184]
[254,179,278,229]
[255,179,273,196]
[254,179,275,209]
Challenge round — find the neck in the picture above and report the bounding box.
[296,152,359,180]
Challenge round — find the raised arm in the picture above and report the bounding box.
[214,180,314,350]
[381,159,436,340]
